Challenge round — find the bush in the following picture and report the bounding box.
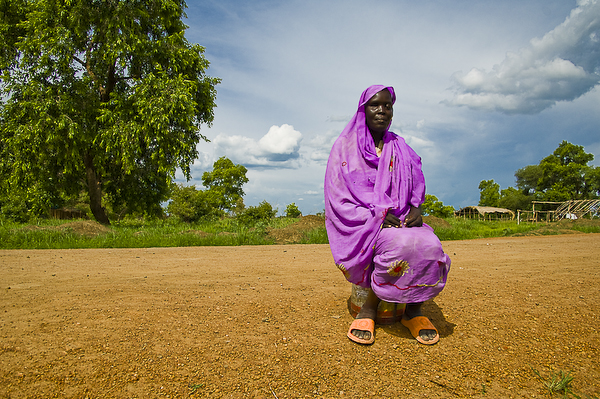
[285,203,302,218]
[167,184,223,222]
[422,194,455,218]
[237,200,277,226]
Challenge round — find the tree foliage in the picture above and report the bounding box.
[536,141,597,200]
[167,184,223,223]
[202,157,249,213]
[498,187,532,212]
[166,157,248,222]
[0,0,219,224]
[478,179,500,207]
[285,203,302,218]
[515,164,543,195]
[516,141,599,202]
[422,194,455,218]
[479,141,599,213]
[237,200,277,226]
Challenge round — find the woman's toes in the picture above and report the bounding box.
[420,329,436,341]
[352,329,371,340]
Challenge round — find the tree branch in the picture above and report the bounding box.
[72,55,86,66]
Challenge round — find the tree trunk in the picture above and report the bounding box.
[84,152,110,225]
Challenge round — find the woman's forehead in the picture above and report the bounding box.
[368,89,393,103]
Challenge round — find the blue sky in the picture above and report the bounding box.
[177,0,600,215]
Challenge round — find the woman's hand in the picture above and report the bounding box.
[383,211,401,228]
[404,206,423,227]
[383,206,422,228]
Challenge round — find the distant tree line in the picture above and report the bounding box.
[478,141,600,211]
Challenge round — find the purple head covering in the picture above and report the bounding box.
[354,85,397,166]
[324,85,426,286]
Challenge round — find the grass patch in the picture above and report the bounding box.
[0,216,312,249]
[0,215,598,249]
[430,218,541,241]
[531,367,599,399]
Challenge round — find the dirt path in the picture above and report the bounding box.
[1,234,599,398]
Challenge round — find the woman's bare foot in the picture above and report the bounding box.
[403,302,437,342]
[350,290,380,341]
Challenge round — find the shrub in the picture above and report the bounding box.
[285,203,302,218]
[422,194,455,218]
[167,184,223,223]
[237,200,277,226]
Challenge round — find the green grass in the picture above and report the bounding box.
[531,367,599,399]
[0,216,300,249]
[431,218,542,241]
[569,225,600,234]
[0,215,598,250]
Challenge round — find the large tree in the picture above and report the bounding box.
[536,141,597,201]
[514,164,543,196]
[0,0,219,224]
[484,141,599,213]
[514,141,599,202]
[478,179,500,207]
[202,157,249,213]
[498,187,532,212]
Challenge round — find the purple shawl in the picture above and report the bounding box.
[324,85,426,285]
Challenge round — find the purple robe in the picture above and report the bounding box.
[324,85,450,304]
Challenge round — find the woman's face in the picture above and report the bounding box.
[364,89,393,135]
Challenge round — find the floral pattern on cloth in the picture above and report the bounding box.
[336,263,350,280]
[387,260,410,277]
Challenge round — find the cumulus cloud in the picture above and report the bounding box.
[445,0,600,114]
[214,124,302,168]
[307,128,342,163]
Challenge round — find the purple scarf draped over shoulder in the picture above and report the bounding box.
[324,85,426,286]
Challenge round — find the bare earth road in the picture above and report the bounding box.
[1,234,599,398]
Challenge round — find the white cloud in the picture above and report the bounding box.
[446,0,600,114]
[306,128,341,163]
[259,124,302,159]
[214,124,302,168]
[180,0,600,215]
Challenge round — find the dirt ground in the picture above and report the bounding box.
[1,233,599,398]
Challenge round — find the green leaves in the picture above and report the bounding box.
[534,141,598,201]
[422,194,455,218]
[285,203,302,218]
[478,141,599,214]
[202,157,250,212]
[167,157,250,222]
[478,179,500,207]
[0,0,219,223]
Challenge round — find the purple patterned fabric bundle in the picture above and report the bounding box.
[324,85,450,303]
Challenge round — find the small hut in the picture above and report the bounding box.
[455,206,515,221]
